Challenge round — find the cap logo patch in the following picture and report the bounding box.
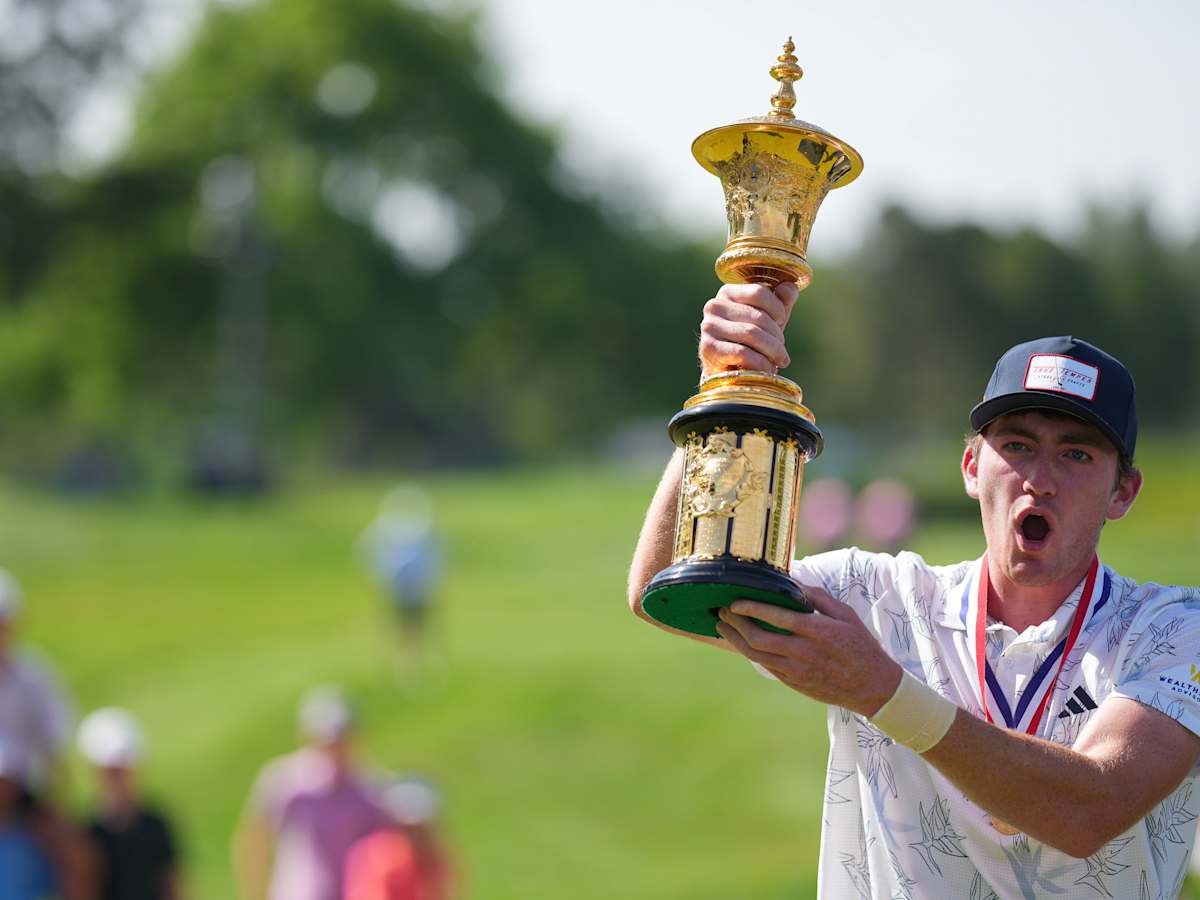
[1024,354,1099,401]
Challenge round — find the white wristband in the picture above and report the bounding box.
[869,670,957,753]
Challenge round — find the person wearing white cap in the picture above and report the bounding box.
[232,686,390,900]
[78,708,181,900]
[0,569,73,796]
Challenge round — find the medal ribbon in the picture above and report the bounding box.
[966,555,1104,736]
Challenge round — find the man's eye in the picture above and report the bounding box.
[1002,441,1029,452]
[1064,448,1093,463]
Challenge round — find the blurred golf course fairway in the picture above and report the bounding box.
[4,435,1198,899]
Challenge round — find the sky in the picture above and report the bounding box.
[469,0,1200,255]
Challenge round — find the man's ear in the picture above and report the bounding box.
[1106,469,1143,522]
[962,442,980,500]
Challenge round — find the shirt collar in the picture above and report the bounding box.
[934,557,1113,637]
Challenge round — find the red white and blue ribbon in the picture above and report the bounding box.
[960,555,1110,736]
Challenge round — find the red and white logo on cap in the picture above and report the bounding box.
[1024,354,1099,401]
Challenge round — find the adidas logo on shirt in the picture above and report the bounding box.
[1056,686,1098,718]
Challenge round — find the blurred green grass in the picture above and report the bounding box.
[4,433,1198,899]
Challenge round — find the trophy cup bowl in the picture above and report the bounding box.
[640,39,862,638]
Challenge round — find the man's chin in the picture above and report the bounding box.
[1002,556,1066,588]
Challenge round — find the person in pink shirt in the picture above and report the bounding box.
[232,687,389,900]
[343,778,454,900]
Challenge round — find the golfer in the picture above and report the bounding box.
[629,282,1200,898]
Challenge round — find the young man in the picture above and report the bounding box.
[628,283,1200,898]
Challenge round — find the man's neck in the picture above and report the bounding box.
[985,554,1094,633]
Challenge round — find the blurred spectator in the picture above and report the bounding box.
[78,708,182,900]
[854,478,917,553]
[359,486,443,659]
[344,778,455,900]
[0,570,93,900]
[0,738,56,900]
[795,478,853,552]
[233,687,389,900]
[0,570,73,795]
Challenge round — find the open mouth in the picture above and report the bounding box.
[1018,513,1051,545]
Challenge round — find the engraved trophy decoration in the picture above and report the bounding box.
[640,39,862,637]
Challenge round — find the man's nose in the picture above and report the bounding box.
[1021,455,1057,497]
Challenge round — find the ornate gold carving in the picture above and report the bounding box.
[673,436,703,561]
[765,441,798,570]
[686,438,767,519]
[767,38,803,121]
[683,370,816,422]
[690,432,737,558]
[714,137,845,258]
[729,431,775,561]
[691,40,862,287]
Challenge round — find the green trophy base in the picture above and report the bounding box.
[640,558,810,638]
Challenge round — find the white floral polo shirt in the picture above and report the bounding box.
[789,548,1200,900]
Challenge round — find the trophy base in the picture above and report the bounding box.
[640,558,810,638]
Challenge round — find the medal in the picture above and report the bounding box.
[965,555,1104,734]
[989,816,1020,836]
[963,555,1109,839]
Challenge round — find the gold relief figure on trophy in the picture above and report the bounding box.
[639,38,861,638]
[685,438,768,519]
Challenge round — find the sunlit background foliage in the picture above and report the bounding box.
[1,1,1197,897]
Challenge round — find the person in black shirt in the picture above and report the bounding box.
[77,708,181,900]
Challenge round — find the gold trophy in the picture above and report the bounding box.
[640,39,862,637]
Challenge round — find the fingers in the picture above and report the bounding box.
[792,586,855,622]
[715,615,794,670]
[699,336,778,375]
[724,599,820,635]
[716,284,795,329]
[717,608,799,656]
[700,303,791,375]
[773,281,800,324]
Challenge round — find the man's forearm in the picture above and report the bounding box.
[627,449,683,615]
[716,596,1200,858]
[921,707,1162,858]
[627,451,735,649]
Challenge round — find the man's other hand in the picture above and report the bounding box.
[698,282,799,377]
[715,586,902,719]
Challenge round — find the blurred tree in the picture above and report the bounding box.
[0,0,1194,481]
[799,203,1197,441]
[0,0,713,476]
[0,0,151,174]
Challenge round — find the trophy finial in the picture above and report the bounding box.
[768,37,803,120]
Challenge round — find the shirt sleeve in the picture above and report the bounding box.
[790,548,856,599]
[1111,595,1200,738]
[20,653,74,764]
[247,759,288,827]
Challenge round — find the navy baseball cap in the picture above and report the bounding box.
[969,336,1138,459]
